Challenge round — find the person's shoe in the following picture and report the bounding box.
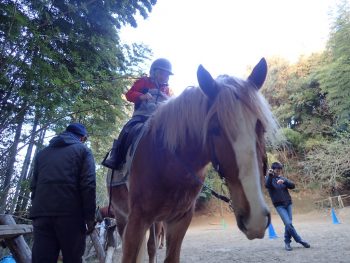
[285,243,293,251]
[101,157,119,169]
[299,240,310,248]
[101,139,120,169]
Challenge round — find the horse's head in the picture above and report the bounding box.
[198,58,277,239]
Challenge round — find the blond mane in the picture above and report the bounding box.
[150,75,279,152]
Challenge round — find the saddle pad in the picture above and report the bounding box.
[106,121,149,187]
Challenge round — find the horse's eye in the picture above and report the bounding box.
[209,114,221,136]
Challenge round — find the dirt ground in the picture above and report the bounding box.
[88,178,350,263]
[149,207,350,263]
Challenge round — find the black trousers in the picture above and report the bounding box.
[32,216,86,263]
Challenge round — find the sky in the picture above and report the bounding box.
[120,0,339,94]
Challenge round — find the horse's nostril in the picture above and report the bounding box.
[266,212,271,229]
[237,215,247,232]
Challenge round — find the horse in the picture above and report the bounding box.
[107,181,165,262]
[108,58,279,263]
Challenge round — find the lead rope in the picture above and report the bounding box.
[173,152,231,205]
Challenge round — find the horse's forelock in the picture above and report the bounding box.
[206,75,279,147]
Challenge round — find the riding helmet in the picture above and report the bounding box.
[150,58,173,75]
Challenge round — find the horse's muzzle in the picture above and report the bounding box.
[236,209,270,240]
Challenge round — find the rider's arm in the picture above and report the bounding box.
[125,78,150,103]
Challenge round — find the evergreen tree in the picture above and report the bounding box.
[0,0,155,212]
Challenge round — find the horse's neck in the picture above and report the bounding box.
[173,142,210,173]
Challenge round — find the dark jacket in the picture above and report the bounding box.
[30,132,96,221]
[265,173,295,207]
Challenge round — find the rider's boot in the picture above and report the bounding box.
[102,139,121,169]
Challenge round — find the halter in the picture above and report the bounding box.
[208,132,234,211]
[173,130,233,210]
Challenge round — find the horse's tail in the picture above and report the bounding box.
[136,230,148,263]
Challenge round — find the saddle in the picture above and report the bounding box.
[102,115,147,171]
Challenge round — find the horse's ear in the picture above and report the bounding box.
[247,58,268,90]
[197,65,218,100]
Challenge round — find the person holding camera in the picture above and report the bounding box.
[265,162,310,251]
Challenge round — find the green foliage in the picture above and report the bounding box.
[198,165,226,203]
[281,128,304,152]
[302,130,350,193]
[263,57,292,114]
[318,0,350,128]
[266,152,279,167]
[0,0,155,156]
[261,1,350,194]
[96,168,108,207]
[304,135,327,151]
[0,0,155,212]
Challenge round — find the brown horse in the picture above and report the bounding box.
[107,182,165,262]
[109,58,279,263]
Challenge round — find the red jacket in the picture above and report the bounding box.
[125,77,171,104]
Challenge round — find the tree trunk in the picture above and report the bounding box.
[10,116,39,214]
[0,107,26,213]
[19,127,46,213]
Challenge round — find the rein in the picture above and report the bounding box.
[208,137,232,206]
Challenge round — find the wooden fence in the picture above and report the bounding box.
[0,214,32,263]
[314,194,350,210]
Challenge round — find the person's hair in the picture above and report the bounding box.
[271,162,283,170]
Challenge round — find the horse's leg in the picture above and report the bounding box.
[147,223,157,263]
[115,214,127,239]
[159,222,165,249]
[121,210,149,263]
[109,184,129,240]
[164,210,193,263]
[146,221,165,263]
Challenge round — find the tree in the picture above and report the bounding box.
[302,131,350,193]
[318,0,350,130]
[262,57,295,127]
[0,0,156,213]
[263,54,335,153]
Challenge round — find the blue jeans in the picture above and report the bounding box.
[275,204,302,244]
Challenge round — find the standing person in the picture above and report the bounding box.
[265,162,311,251]
[102,58,173,169]
[30,123,96,263]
